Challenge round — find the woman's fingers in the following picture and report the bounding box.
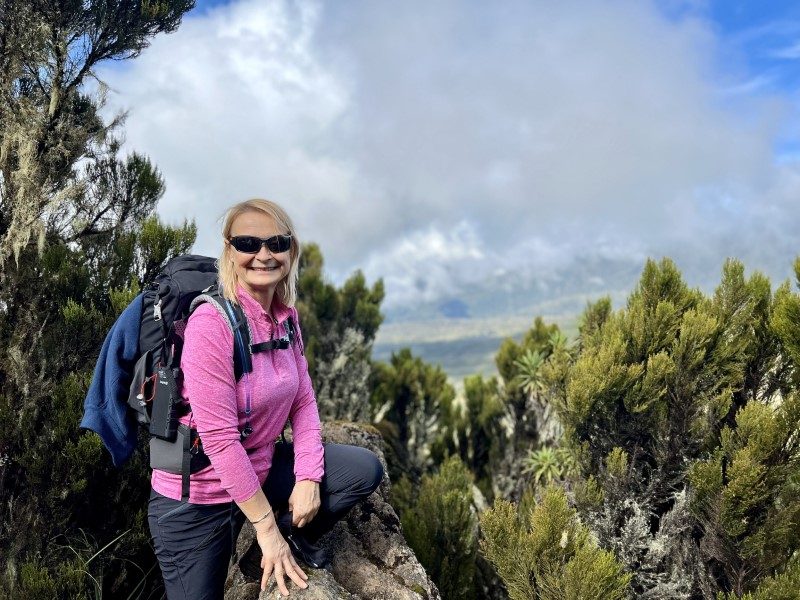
[293,503,320,528]
[289,555,309,581]
[283,557,309,590]
[274,565,287,596]
[260,560,273,591]
[262,552,308,595]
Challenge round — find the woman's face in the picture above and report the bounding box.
[227,210,291,300]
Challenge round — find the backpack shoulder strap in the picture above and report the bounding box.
[189,288,253,381]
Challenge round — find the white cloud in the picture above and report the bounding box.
[361,221,486,308]
[769,41,800,60]
[97,0,800,318]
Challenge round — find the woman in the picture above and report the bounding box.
[147,199,384,599]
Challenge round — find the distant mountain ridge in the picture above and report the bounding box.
[374,252,799,382]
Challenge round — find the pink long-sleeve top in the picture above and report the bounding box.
[150,286,324,504]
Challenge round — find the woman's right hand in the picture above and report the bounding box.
[255,519,308,596]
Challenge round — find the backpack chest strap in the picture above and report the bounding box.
[251,339,291,352]
[250,316,296,354]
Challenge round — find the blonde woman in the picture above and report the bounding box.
[147,199,383,599]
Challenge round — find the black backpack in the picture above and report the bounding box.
[128,254,296,499]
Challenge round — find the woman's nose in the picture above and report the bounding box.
[254,245,272,260]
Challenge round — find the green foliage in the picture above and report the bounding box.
[513,349,546,398]
[521,446,578,487]
[689,393,800,595]
[18,561,57,600]
[772,258,800,380]
[134,215,197,283]
[605,447,628,478]
[110,280,142,317]
[573,475,604,513]
[555,257,800,597]
[389,474,416,517]
[401,457,478,600]
[1,234,167,596]
[563,259,762,483]
[481,487,631,600]
[371,348,454,481]
[578,296,612,348]
[433,374,504,498]
[480,496,537,599]
[297,243,384,421]
[732,556,800,600]
[14,528,150,600]
[496,317,561,386]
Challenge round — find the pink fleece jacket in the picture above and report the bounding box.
[150,287,324,504]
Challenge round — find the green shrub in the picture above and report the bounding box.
[480,486,630,600]
[401,456,478,600]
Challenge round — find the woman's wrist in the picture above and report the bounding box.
[253,513,278,534]
[250,508,272,525]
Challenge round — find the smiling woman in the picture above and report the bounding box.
[147,199,384,599]
[220,202,299,312]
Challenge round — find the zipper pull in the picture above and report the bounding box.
[153,299,162,321]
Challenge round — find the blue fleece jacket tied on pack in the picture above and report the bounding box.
[80,294,143,467]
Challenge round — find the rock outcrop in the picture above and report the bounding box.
[224,422,441,600]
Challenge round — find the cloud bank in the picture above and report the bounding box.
[98,0,800,318]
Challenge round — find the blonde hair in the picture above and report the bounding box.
[218,199,301,307]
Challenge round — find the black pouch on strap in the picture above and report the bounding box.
[149,424,210,475]
[148,366,181,441]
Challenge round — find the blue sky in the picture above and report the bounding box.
[710,0,800,98]
[98,1,800,320]
[193,0,230,11]
[658,1,800,156]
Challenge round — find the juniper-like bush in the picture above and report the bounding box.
[550,257,800,598]
[401,456,478,600]
[480,486,631,600]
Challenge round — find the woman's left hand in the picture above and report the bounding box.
[289,480,321,528]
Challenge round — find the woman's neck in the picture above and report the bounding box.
[240,284,275,313]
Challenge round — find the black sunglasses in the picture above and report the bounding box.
[228,234,292,254]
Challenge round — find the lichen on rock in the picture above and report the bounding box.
[224,422,440,600]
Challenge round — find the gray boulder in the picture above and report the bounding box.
[224,422,440,600]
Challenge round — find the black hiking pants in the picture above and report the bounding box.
[148,442,383,600]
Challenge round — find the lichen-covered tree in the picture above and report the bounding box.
[493,317,571,499]
[554,258,800,598]
[0,2,195,596]
[296,243,384,422]
[370,348,454,482]
[0,0,194,263]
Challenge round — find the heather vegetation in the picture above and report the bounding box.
[2,2,800,600]
[383,256,800,600]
